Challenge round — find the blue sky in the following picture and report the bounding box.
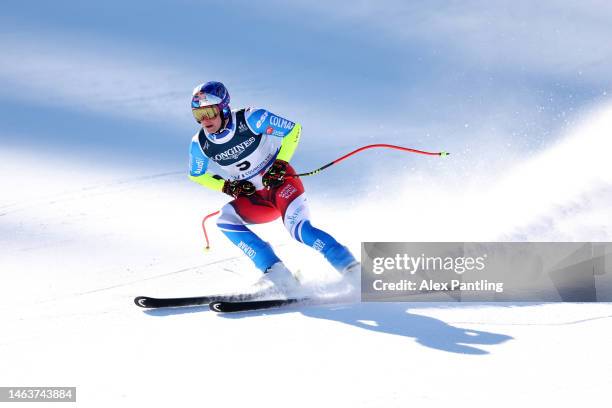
[2,1,611,191]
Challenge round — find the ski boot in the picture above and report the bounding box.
[342,261,361,277]
[341,261,361,288]
[255,262,300,295]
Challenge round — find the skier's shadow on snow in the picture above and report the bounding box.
[220,302,513,355]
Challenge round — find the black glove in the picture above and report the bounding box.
[262,160,288,189]
[222,180,256,198]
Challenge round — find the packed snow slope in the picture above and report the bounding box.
[2,1,612,407]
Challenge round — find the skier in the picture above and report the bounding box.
[188,81,359,293]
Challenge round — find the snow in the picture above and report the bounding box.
[2,106,612,407]
[2,2,612,406]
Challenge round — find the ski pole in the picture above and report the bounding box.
[289,143,449,178]
[201,143,448,250]
[202,210,220,251]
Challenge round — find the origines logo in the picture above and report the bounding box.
[256,110,269,129]
[213,137,256,161]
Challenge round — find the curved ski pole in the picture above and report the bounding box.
[202,210,220,251]
[288,143,449,178]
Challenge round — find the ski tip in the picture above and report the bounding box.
[134,296,151,308]
[209,302,223,313]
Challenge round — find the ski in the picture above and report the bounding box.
[209,297,309,313]
[134,293,261,309]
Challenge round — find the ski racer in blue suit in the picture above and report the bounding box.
[188,81,359,293]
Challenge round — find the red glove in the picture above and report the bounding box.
[262,160,288,189]
[222,180,256,198]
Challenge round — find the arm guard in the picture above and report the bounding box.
[277,123,301,162]
[188,173,225,191]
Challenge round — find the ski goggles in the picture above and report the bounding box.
[192,105,220,122]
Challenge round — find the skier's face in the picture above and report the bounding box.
[200,114,222,133]
[194,105,223,133]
